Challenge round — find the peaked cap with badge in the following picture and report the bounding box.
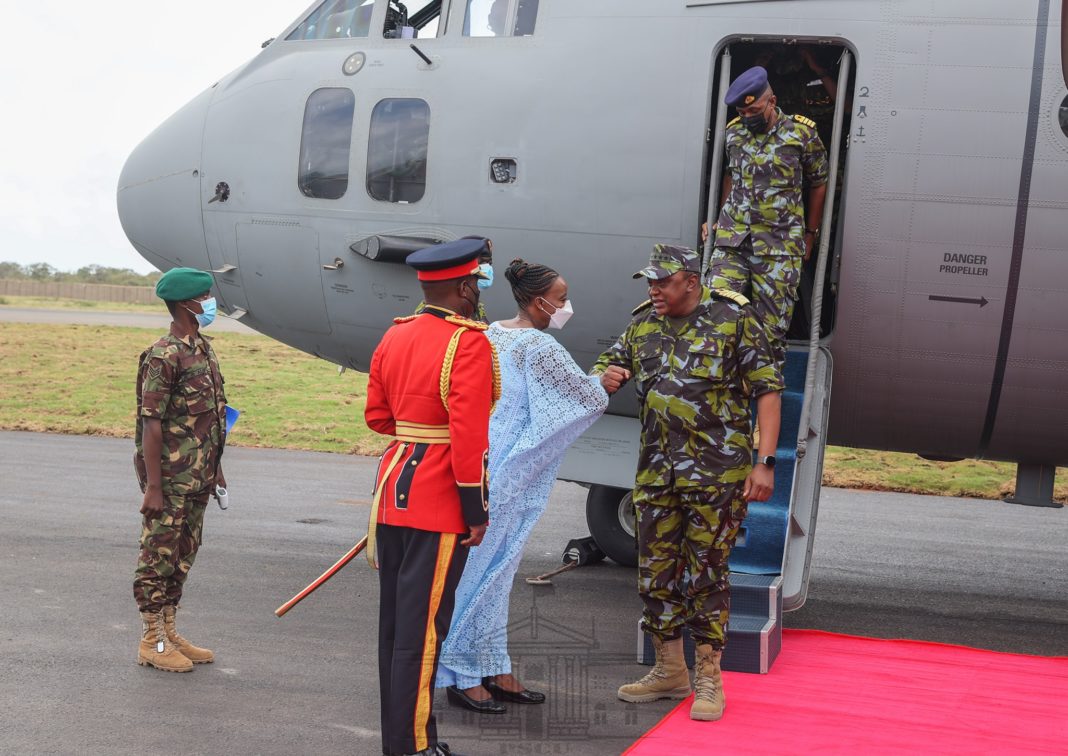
[724,65,770,107]
[633,244,703,281]
[406,238,491,282]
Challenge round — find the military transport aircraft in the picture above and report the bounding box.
[117,0,1068,623]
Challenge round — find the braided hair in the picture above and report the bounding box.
[504,258,559,307]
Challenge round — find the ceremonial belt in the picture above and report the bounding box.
[394,421,450,445]
[366,422,450,567]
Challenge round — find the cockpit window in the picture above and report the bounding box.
[286,0,374,41]
[367,99,431,203]
[464,0,538,37]
[384,0,446,39]
[298,89,356,200]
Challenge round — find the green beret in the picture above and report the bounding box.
[155,267,213,302]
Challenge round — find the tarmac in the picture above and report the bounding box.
[2,430,1066,756]
[0,306,257,334]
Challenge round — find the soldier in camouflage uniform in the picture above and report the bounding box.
[594,245,783,722]
[704,65,829,369]
[133,267,226,672]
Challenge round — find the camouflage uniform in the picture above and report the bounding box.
[711,109,828,366]
[593,282,783,648]
[133,330,226,613]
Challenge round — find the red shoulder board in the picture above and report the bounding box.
[445,315,489,332]
[392,314,420,325]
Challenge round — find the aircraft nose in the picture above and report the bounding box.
[117,87,214,272]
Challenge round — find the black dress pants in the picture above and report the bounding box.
[377,524,468,756]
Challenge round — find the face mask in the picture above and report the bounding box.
[477,263,494,290]
[742,110,769,134]
[187,297,217,328]
[539,298,574,330]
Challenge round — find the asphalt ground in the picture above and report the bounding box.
[1,431,1066,756]
[0,307,256,334]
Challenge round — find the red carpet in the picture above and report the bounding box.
[624,629,1068,755]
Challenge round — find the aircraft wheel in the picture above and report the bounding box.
[585,485,638,567]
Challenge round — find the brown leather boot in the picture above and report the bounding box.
[617,636,691,703]
[690,644,724,721]
[162,605,214,664]
[138,610,192,672]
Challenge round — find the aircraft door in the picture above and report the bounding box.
[237,222,332,335]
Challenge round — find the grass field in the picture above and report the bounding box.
[1,321,1064,502]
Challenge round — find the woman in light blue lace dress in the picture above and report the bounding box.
[437,259,608,713]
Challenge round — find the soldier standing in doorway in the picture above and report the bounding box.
[133,267,226,672]
[703,65,830,369]
[595,244,783,721]
[364,239,499,756]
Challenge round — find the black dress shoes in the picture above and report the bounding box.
[483,677,547,704]
[445,685,507,714]
[404,743,459,756]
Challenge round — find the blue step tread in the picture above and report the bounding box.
[728,349,807,575]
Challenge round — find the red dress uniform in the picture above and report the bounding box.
[365,305,496,536]
[364,301,498,756]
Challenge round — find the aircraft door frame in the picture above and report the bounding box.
[700,38,858,343]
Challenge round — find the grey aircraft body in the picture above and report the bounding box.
[117,0,1068,606]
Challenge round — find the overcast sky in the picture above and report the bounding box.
[2,3,305,274]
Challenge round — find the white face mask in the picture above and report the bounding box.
[539,298,574,330]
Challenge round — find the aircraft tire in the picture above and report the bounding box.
[585,485,638,567]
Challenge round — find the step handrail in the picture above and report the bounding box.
[797,49,852,459]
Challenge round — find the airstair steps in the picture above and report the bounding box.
[638,573,783,674]
[729,350,808,575]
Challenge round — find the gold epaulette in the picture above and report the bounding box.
[713,288,750,307]
[727,116,741,127]
[793,114,816,129]
[393,314,419,325]
[631,299,654,316]
[445,314,489,332]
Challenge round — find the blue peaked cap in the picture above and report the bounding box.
[724,66,770,107]
[406,238,490,281]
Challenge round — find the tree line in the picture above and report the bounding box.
[0,262,160,287]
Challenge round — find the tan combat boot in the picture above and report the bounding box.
[690,644,725,721]
[162,605,214,664]
[617,636,691,703]
[138,610,192,672]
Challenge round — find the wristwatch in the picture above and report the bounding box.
[757,455,776,468]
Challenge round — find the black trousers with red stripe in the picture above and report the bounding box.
[377,524,468,756]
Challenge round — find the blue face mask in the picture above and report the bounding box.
[477,263,494,290]
[188,297,217,328]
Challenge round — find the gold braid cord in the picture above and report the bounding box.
[439,328,466,412]
[489,342,502,413]
[445,314,489,332]
[439,327,503,414]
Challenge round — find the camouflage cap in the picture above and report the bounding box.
[632,244,702,281]
[155,267,213,302]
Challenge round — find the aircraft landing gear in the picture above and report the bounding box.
[585,485,638,567]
